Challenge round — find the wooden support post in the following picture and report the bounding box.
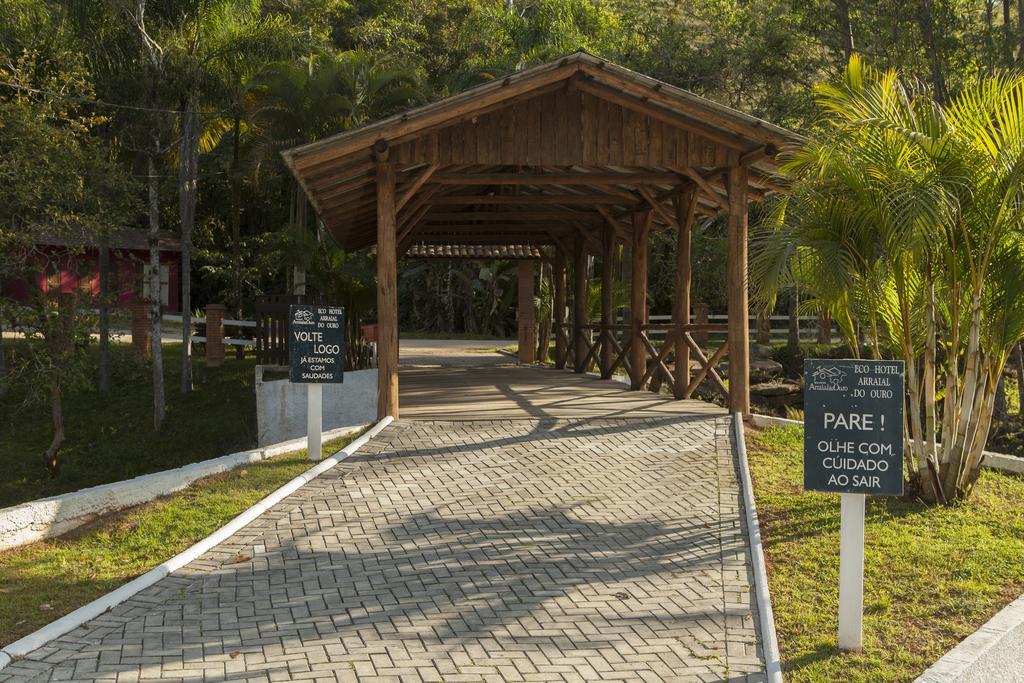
[600,227,615,379]
[727,165,750,415]
[553,247,567,369]
[376,146,399,419]
[572,233,588,373]
[630,211,651,390]
[205,303,226,368]
[674,189,697,398]
[694,302,710,344]
[517,260,537,365]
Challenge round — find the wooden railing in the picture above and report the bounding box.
[554,321,730,401]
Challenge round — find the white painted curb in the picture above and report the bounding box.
[0,416,394,672]
[734,413,784,683]
[915,593,1024,682]
[0,423,370,552]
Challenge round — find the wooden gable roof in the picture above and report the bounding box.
[282,52,802,253]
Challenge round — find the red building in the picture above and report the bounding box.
[3,228,182,313]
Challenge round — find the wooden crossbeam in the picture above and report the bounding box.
[395,164,438,212]
[432,171,683,185]
[608,335,632,376]
[578,332,603,372]
[682,333,729,398]
[638,331,677,389]
[679,168,728,206]
[428,194,629,205]
[637,187,678,230]
[421,211,602,222]
[638,332,676,392]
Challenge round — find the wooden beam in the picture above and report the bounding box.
[432,171,682,185]
[413,227,577,235]
[637,187,677,230]
[595,206,630,242]
[572,232,588,373]
[420,211,602,222]
[726,165,750,415]
[674,188,698,399]
[517,260,537,364]
[395,163,438,211]
[629,211,651,389]
[680,168,727,206]
[553,247,568,369]
[600,225,615,379]
[428,194,628,205]
[376,153,399,420]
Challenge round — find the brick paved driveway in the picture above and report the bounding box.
[2,416,764,682]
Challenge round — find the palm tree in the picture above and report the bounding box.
[166,0,299,392]
[246,50,420,295]
[752,56,1024,503]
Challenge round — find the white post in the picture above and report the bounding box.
[838,492,866,652]
[307,383,322,461]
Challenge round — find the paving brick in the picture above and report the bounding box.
[0,415,763,681]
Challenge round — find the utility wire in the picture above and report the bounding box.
[0,79,225,116]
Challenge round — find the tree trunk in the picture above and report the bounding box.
[1005,0,1013,65]
[148,146,165,431]
[231,115,243,319]
[834,0,855,61]
[43,376,64,477]
[98,236,110,393]
[787,290,800,354]
[985,0,996,71]
[178,107,198,395]
[1016,342,1024,414]
[917,0,948,103]
[0,280,8,396]
[537,259,551,363]
[994,374,1007,425]
[291,181,307,296]
[1019,0,1024,64]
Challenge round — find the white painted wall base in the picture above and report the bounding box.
[255,366,377,446]
[749,413,1023,476]
[0,424,367,552]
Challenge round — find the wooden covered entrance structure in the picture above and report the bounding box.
[282,52,800,420]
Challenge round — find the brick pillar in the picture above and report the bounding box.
[130,301,150,356]
[205,303,225,367]
[694,302,710,345]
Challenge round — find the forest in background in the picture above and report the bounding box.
[6,0,1024,338]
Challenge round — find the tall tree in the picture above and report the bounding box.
[247,50,419,294]
[753,56,1024,503]
[124,0,168,430]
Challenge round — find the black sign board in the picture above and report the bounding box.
[288,304,345,383]
[804,359,904,496]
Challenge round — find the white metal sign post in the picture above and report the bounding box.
[803,359,905,653]
[289,305,345,461]
[306,383,322,463]
[838,492,866,650]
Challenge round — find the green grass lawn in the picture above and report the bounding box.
[0,433,357,647]
[0,341,257,508]
[748,425,1024,682]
